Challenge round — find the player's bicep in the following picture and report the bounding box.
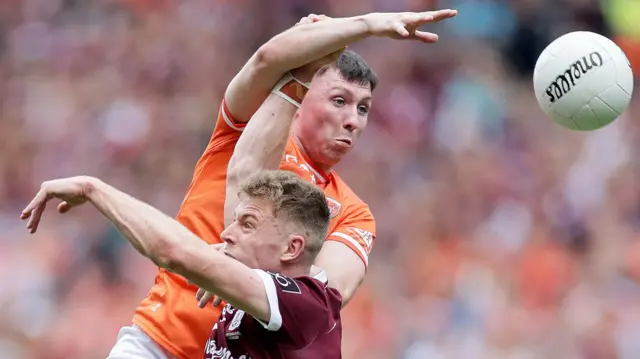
[206,100,244,152]
[319,208,376,305]
[313,241,366,307]
[224,50,288,124]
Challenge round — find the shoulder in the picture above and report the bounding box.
[328,172,374,220]
[259,270,341,304]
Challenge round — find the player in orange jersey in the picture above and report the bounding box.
[110,9,456,359]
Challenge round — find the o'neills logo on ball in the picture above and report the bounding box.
[545,51,604,103]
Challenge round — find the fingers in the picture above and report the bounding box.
[394,22,410,37]
[311,14,331,21]
[212,296,223,307]
[21,188,47,219]
[295,13,330,27]
[196,287,218,308]
[414,31,439,43]
[398,9,456,42]
[402,10,456,29]
[57,201,72,214]
[295,15,313,26]
[21,188,50,234]
[196,287,206,301]
[26,202,46,234]
[198,291,215,308]
[426,9,458,22]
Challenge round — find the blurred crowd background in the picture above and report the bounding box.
[1,0,640,358]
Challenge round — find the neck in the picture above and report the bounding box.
[276,262,312,278]
[291,135,333,174]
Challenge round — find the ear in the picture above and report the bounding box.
[280,234,306,263]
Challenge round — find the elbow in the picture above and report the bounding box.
[253,43,279,73]
[330,273,364,307]
[228,155,261,186]
[151,240,185,272]
[335,281,355,305]
[254,33,290,73]
[254,44,272,68]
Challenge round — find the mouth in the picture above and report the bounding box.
[335,138,352,147]
[224,251,236,260]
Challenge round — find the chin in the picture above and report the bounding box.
[323,150,346,164]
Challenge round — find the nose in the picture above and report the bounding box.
[220,228,236,245]
[342,113,359,133]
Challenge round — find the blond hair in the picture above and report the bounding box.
[240,170,330,263]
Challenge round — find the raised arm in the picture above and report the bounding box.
[225,15,371,123]
[225,77,369,305]
[224,10,455,123]
[225,10,457,305]
[21,177,274,323]
[224,9,457,223]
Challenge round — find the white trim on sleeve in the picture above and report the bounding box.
[313,269,328,284]
[253,269,283,331]
[329,232,369,267]
[221,105,244,132]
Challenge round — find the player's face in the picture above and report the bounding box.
[220,197,289,272]
[294,69,372,168]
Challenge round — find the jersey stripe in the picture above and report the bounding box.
[254,270,283,331]
[221,100,245,132]
[328,232,369,267]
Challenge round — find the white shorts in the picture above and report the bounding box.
[107,324,177,359]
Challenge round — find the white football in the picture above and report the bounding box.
[533,31,634,131]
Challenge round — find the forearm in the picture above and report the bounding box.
[228,17,372,171]
[262,15,372,74]
[229,95,295,177]
[313,241,367,308]
[85,179,269,317]
[225,94,296,226]
[226,15,371,123]
[85,179,204,268]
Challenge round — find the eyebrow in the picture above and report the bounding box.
[329,86,372,102]
[236,212,261,222]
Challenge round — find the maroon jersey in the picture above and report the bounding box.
[203,269,342,359]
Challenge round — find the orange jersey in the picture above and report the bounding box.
[132,101,376,359]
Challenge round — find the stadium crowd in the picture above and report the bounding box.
[1,0,640,358]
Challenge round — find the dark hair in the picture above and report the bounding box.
[316,49,379,91]
[240,170,330,262]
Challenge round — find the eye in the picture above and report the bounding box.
[358,105,369,115]
[243,222,253,229]
[332,97,345,106]
[240,219,254,230]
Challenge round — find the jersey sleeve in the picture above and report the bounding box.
[207,99,246,151]
[326,204,376,269]
[253,270,341,350]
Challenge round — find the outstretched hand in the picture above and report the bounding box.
[364,9,458,43]
[20,176,94,234]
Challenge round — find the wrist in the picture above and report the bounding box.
[358,14,375,36]
[83,176,103,202]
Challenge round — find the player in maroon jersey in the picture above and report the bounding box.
[21,170,341,359]
[205,271,341,359]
